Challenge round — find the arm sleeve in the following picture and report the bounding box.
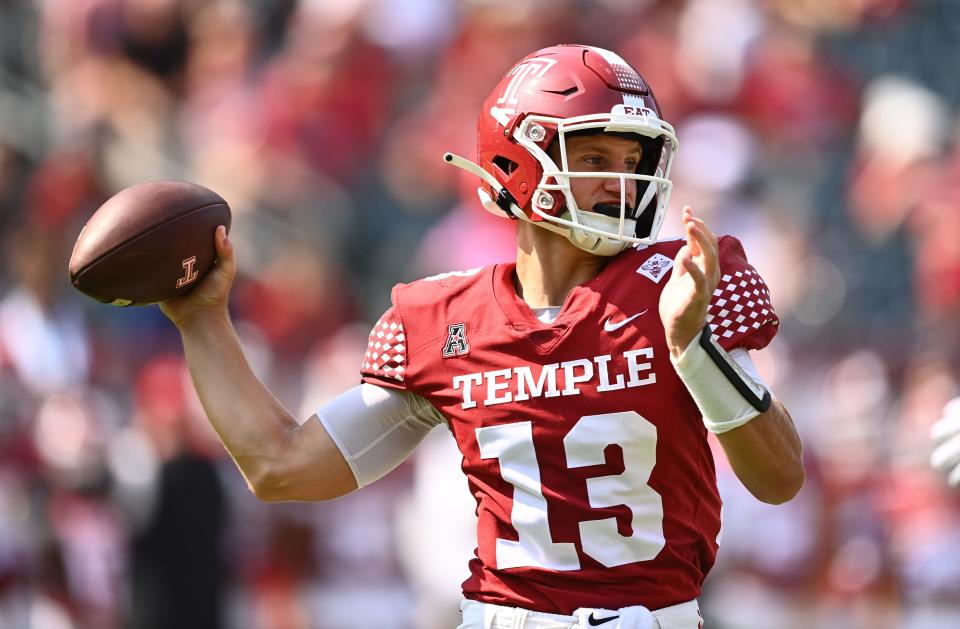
[315,383,445,488]
[707,236,780,351]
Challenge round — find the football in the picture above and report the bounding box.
[68,180,231,306]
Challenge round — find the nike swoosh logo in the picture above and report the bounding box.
[588,613,619,626]
[603,310,647,332]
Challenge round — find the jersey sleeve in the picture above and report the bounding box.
[706,236,779,352]
[360,305,409,391]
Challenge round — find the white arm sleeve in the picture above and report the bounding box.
[315,383,446,488]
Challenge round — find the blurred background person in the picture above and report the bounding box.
[120,355,227,629]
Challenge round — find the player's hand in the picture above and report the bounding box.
[931,397,960,487]
[160,226,235,330]
[659,206,720,358]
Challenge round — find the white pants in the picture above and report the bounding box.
[457,598,703,629]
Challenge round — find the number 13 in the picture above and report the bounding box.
[476,411,665,570]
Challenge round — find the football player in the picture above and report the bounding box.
[161,45,804,629]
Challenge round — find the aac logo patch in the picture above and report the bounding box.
[442,323,470,358]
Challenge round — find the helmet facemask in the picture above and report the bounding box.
[514,109,677,256]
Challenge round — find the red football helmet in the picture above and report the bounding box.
[445,44,678,256]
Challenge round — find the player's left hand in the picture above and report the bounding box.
[659,206,720,358]
[931,397,960,487]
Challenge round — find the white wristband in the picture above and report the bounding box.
[670,326,771,434]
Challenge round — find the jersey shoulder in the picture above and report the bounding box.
[709,235,780,351]
[360,265,498,390]
[622,235,780,351]
[394,266,492,313]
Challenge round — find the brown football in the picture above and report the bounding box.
[68,181,231,306]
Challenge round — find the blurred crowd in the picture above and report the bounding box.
[0,0,959,627]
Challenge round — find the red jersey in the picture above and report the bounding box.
[360,236,778,614]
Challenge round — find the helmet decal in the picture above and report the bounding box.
[498,57,559,106]
[491,57,559,127]
[611,103,659,117]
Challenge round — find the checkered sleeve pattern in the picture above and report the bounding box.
[360,307,407,385]
[706,239,779,352]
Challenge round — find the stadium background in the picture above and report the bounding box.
[0,0,959,627]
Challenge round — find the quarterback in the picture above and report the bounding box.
[162,45,804,629]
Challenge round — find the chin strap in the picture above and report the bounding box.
[443,152,521,218]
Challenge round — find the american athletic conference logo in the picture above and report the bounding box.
[442,323,470,358]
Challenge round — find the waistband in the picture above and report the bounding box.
[460,598,702,629]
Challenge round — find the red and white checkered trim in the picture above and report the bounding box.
[362,307,406,381]
[706,268,776,344]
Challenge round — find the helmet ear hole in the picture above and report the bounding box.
[493,156,519,177]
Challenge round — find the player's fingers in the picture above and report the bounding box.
[943,397,960,420]
[684,209,717,252]
[930,433,960,471]
[212,226,237,287]
[685,207,718,249]
[672,244,691,276]
[948,464,960,487]
[947,397,960,414]
[689,224,719,280]
[682,256,708,292]
[214,225,234,261]
[215,225,229,251]
[684,210,702,257]
[931,411,960,441]
[687,213,717,242]
[690,218,719,262]
[687,223,709,255]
